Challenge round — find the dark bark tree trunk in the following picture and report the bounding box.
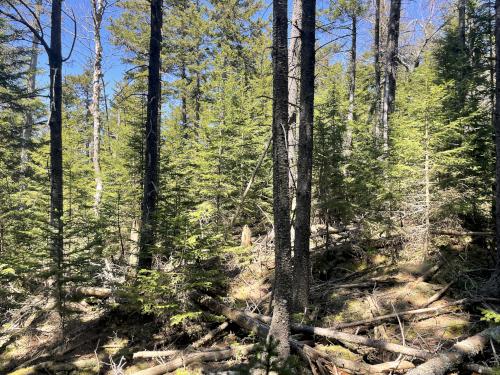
[381,0,401,154]
[344,13,357,156]
[374,0,381,140]
[48,0,64,321]
[21,0,41,173]
[91,0,105,215]
[194,71,201,128]
[459,0,466,51]
[293,0,315,312]
[138,0,163,270]
[270,0,292,360]
[181,61,188,130]
[486,0,500,294]
[288,0,301,206]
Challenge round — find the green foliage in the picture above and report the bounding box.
[240,338,300,375]
[481,309,500,324]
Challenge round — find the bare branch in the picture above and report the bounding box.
[62,8,77,62]
[1,1,49,52]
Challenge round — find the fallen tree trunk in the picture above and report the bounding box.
[322,298,473,329]
[406,326,500,375]
[133,345,257,375]
[422,281,454,308]
[133,349,179,359]
[431,230,494,237]
[8,358,98,375]
[192,321,229,348]
[197,294,416,374]
[248,312,433,359]
[68,286,112,299]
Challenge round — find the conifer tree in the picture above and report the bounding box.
[293,0,316,312]
[269,0,292,360]
[381,0,401,153]
[139,0,163,270]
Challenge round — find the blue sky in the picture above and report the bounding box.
[26,0,443,99]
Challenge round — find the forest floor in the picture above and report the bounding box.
[0,227,499,374]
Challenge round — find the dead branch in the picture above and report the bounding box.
[416,262,443,283]
[421,281,455,308]
[406,326,500,375]
[7,358,98,375]
[197,294,415,374]
[67,286,112,299]
[132,345,257,375]
[431,230,494,237]
[249,312,433,360]
[192,321,230,348]
[324,298,476,329]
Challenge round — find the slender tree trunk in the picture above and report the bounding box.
[487,0,500,294]
[457,0,468,107]
[138,0,163,270]
[459,0,466,51]
[48,0,64,323]
[293,0,315,312]
[181,61,188,131]
[380,0,401,154]
[195,71,201,128]
[344,14,357,157]
[91,0,105,215]
[374,0,381,140]
[270,0,292,360]
[424,113,430,255]
[288,0,302,242]
[21,0,41,173]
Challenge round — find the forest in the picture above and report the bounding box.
[0,0,499,373]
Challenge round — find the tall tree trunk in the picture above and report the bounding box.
[380,0,401,154]
[91,0,105,215]
[21,0,41,173]
[459,0,466,51]
[138,0,163,270]
[344,14,357,157]
[288,0,302,239]
[194,71,201,128]
[270,0,292,360]
[424,110,430,255]
[48,0,64,323]
[374,0,381,140]
[181,61,188,130]
[293,0,315,312]
[487,0,500,295]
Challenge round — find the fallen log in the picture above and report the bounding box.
[324,298,473,329]
[8,358,98,375]
[431,230,494,237]
[422,280,455,308]
[68,286,112,299]
[416,262,443,283]
[197,294,416,374]
[133,349,179,359]
[463,363,496,374]
[133,321,230,361]
[132,344,257,375]
[406,326,500,375]
[249,312,433,360]
[192,321,229,348]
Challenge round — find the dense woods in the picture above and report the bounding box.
[0,0,499,374]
